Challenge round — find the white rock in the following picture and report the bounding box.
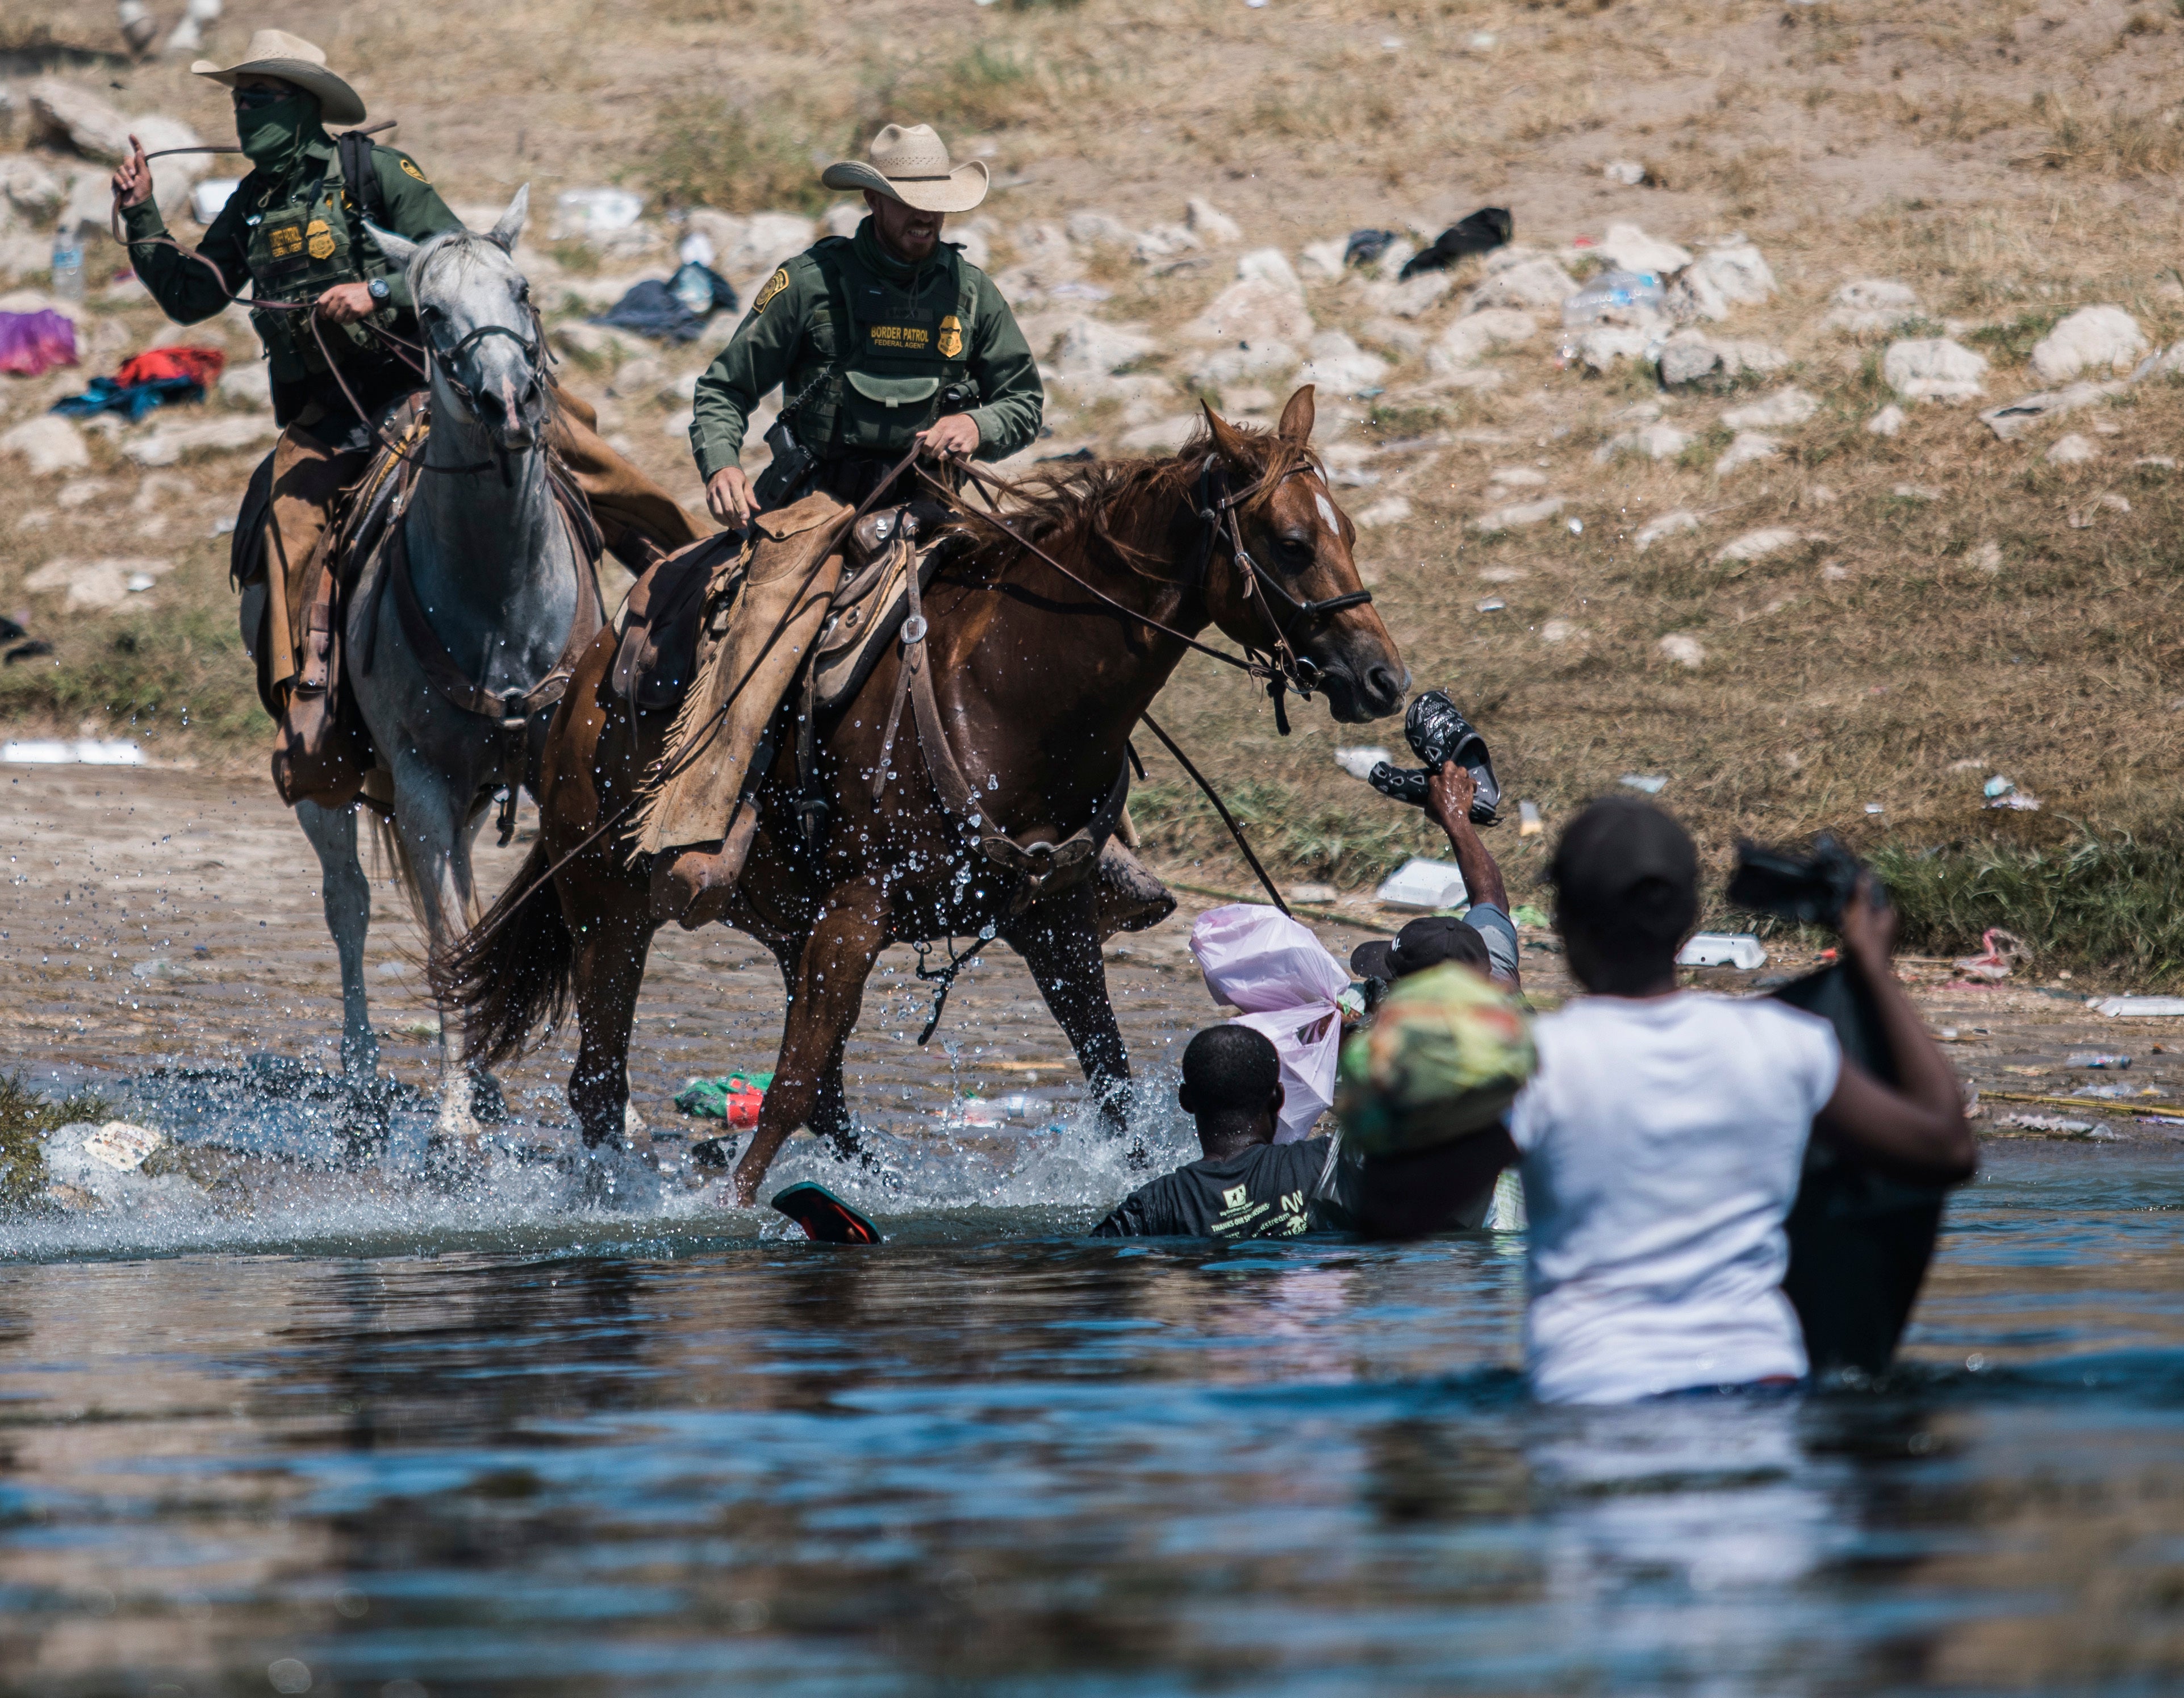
[553,320,652,365]
[1596,422,1694,463]
[1118,414,1201,454]
[1185,198,1241,244]
[1050,316,1157,378]
[1373,240,1418,281]
[724,211,816,279]
[1188,278,1313,344]
[0,415,89,475]
[1715,432,1781,475]
[1298,239,1347,282]
[1575,325,1655,372]
[1540,617,1588,643]
[1598,223,1692,275]
[1721,387,1818,431]
[1489,466,1548,488]
[1189,340,1300,387]
[124,414,277,466]
[1893,483,1941,501]
[1972,541,2003,572]
[1066,211,1139,249]
[1715,527,1803,563]
[1866,404,1906,437]
[1133,224,1200,264]
[1686,242,1774,307]
[1657,632,1707,668]
[1882,338,1987,402]
[22,555,174,611]
[817,202,863,240]
[1297,331,1388,395]
[1237,247,1303,297]
[2046,432,2098,465]
[1355,497,1412,527]
[550,186,644,239]
[1465,257,1579,314]
[214,364,265,411]
[1379,272,1454,319]
[1603,160,1648,186]
[1657,328,1723,387]
[1471,495,1566,532]
[2030,305,2148,384]
[952,216,993,272]
[0,156,65,222]
[28,79,135,160]
[1430,308,1536,373]
[1635,510,1701,550]
[1826,279,1922,334]
[1978,381,2125,441]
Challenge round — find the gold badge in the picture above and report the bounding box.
[398,156,428,182]
[305,218,335,260]
[937,314,963,360]
[753,267,791,314]
[267,224,304,259]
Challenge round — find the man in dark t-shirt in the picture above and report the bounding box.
[1093,1027,1365,1238]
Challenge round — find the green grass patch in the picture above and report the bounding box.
[0,603,264,744]
[1873,827,2184,986]
[1964,310,2066,366]
[643,98,834,214]
[0,1073,108,1208]
[1131,778,1447,887]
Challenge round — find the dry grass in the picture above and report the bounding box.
[18,0,2184,975]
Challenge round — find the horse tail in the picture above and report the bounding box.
[428,842,571,1066]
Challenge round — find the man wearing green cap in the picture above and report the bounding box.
[110,28,698,715]
[690,121,1043,524]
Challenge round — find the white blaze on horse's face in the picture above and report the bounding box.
[1314,490,1340,536]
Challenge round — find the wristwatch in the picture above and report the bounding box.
[366,277,390,303]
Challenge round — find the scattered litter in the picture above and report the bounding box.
[1476,596,1506,613]
[1677,933,1768,971]
[1656,632,1706,668]
[1953,928,2028,983]
[80,1121,163,1173]
[1510,903,1551,928]
[52,345,226,422]
[2096,996,2184,1018]
[1374,858,1470,912]
[1560,269,1664,328]
[1567,518,1583,535]
[675,1070,773,1127]
[190,177,239,226]
[1344,230,1400,269]
[1333,746,1392,781]
[3,739,144,765]
[1864,803,1885,815]
[553,187,644,237]
[1983,775,2015,798]
[1518,800,1542,838]
[1287,883,1339,906]
[2069,1053,2132,1069]
[1398,208,1512,281]
[2069,1083,2137,1100]
[592,264,738,344]
[0,309,78,378]
[1999,1113,2096,1136]
[1619,773,1668,794]
[1603,160,1648,186]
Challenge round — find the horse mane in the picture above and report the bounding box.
[941,418,1318,578]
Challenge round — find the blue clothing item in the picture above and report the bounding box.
[51,374,203,422]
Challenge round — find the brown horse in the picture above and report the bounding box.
[436,387,1405,1204]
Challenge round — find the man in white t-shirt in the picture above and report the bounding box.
[1342,796,1977,1404]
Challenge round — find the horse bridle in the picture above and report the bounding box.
[1187,451,1375,733]
[420,308,549,483]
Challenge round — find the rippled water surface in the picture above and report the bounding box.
[3,1141,2182,1697]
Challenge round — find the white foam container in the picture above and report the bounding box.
[1677,932,1768,970]
[1373,858,1469,911]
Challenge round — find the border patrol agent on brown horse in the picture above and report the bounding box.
[111,29,700,794]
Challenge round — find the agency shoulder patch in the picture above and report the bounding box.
[753,267,792,314]
[397,156,428,183]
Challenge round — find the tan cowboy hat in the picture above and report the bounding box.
[821,124,988,215]
[192,29,366,127]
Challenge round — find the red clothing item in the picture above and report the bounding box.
[114,345,226,388]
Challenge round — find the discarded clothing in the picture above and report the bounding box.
[675,1070,774,1126]
[1344,229,1400,269]
[52,344,228,422]
[1398,207,1514,280]
[594,263,740,344]
[0,310,78,377]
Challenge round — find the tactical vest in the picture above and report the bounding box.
[793,237,981,458]
[240,150,403,385]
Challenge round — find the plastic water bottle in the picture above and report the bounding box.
[50,222,84,303]
[1560,268,1664,327]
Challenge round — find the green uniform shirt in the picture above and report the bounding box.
[690,218,1043,481]
[122,132,462,425]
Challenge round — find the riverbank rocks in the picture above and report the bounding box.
[1978,380,2127,441]
[1867,404,1906,436]
[1882,338,1987,402]
[1658,329,1789,389]
[2029,306,2148,384]
[1715,432,1781,475]
[1466,255,1579,314]
[1185,198,1242,244]
[22,555,174,611]
[1826,279,1922,335]
[1598,223,1692,275]
[1596,421,1693,462]
[2046,432,2098,465]
[1190,339,1299,387]
[1431,307,1537,373]
[1667,242,1776,321]
[0,415,89,475]
[1049,316,1156,379]
[1188,277,1312,344]
[1657,632,1707,667]
[1722,387,1818,431]
[1635,510,1701,550]
[1715,527,1804,563]
[1472,495,1567,532]
[125,415,277,466]
[1296,331,1388,395]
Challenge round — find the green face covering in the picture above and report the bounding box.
[235,93,321,181]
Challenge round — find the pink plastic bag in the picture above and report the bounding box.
[1190,903,1351,1142]
[0,311,78,378]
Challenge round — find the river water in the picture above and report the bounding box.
[2,1133,2180,1697]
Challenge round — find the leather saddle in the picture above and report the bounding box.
[611,496,965,717]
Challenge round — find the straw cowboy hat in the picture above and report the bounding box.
[192,29,366,127]
[821,124,988,215]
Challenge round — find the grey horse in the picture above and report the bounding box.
[291,185,588,1154]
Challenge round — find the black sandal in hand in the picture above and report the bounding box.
[1367,690,1502,825]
